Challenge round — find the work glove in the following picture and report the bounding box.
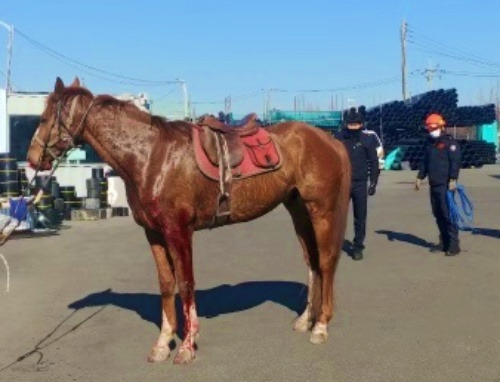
[414,178,421,191]
[448,179,457,192]
[368,183,377,196]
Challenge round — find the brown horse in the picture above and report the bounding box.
[27,78,351,364]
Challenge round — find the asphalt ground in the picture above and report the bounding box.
[0,166,499,382]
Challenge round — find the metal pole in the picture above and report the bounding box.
[401,20,408,100]
[177,79,189,119]
[0,21,13,92]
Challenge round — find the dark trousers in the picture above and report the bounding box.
[351,180,368,250]
[430,185,460,251]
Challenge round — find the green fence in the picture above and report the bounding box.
[268,110,342,128]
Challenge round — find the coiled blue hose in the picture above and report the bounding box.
[447,184,474,231]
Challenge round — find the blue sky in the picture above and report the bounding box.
[1,0,499,117]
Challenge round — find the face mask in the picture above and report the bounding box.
[429,129,441,138]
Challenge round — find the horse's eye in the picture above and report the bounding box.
[40,118,47,124]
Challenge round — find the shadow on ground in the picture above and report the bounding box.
[375,230,435,249]
[68,281,307,330]
[472,227,500,239]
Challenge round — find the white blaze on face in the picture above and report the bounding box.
[30,124,42,145]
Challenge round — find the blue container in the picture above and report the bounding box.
[9,198,29,221]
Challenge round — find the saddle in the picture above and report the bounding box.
[197,113,260,168]
[192,113,282,227]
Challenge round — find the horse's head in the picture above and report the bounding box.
[27,77,94,170]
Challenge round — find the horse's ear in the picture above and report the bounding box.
[70,77,81,88]
[54,77,65,94]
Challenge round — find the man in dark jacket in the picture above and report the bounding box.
[415,113,461,256]
[337,106,379,260]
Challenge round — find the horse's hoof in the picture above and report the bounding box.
[293,317,312,333]
[173,348,195,364]
[147,346,170,363]
[309,323,328,344]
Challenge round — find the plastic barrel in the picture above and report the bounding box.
[99,178,108,207]
[86,178,101,199]
[60,186,77,210]
[51,181,61,199]
[0,155,20,197]
[37,194,54,211]
[18,168,29,193]
[35,175,54,192]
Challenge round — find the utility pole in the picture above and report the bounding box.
[0,21,13,93]
[423,62,441,91]
[177,79,189,119]
[401,19,408,101]
[224,96,231,115]
[0,21,13,154]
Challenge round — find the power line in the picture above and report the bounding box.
[443,70,500,78]
[408,39,500,71]
[0,69,23,91]
[407,27,500,67]
[262,75,406,94]
[407,26,500,70]
[14,28,180,87]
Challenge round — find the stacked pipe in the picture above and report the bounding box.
[359,88,497,170]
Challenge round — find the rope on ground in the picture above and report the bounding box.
[0,252,10,292]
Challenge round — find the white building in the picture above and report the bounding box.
[0,89,150,160]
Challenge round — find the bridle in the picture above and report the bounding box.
[1,95,95,245]
[1,95,95,246]
[32,95,95,162]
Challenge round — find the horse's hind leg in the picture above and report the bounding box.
[145,229,177,363]
[284,194,319,332]
[306,188,348,344]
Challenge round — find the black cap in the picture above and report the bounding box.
[344,106,366,124]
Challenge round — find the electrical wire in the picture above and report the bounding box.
[407,26,500,70]
[14,28,180,87]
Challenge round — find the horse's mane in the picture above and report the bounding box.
[57,87,192,134]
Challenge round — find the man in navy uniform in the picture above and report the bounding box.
[415,113,461,256]
[337,106,379,261]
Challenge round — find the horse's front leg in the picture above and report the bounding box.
[163,221,199,364]
[145,229,177,363]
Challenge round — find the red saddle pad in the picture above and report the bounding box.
[192,126,282,181]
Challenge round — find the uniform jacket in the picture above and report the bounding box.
[336,128,379,184]
[417,134,461,186]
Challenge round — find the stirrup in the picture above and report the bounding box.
[212,193,231,228]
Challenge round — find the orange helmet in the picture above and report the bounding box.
[425,113,446,130]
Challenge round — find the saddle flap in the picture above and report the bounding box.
[199,127,244,168]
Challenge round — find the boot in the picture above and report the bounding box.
[352,248,364,261]
[429,236,444,253]
[445,246,461,256]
